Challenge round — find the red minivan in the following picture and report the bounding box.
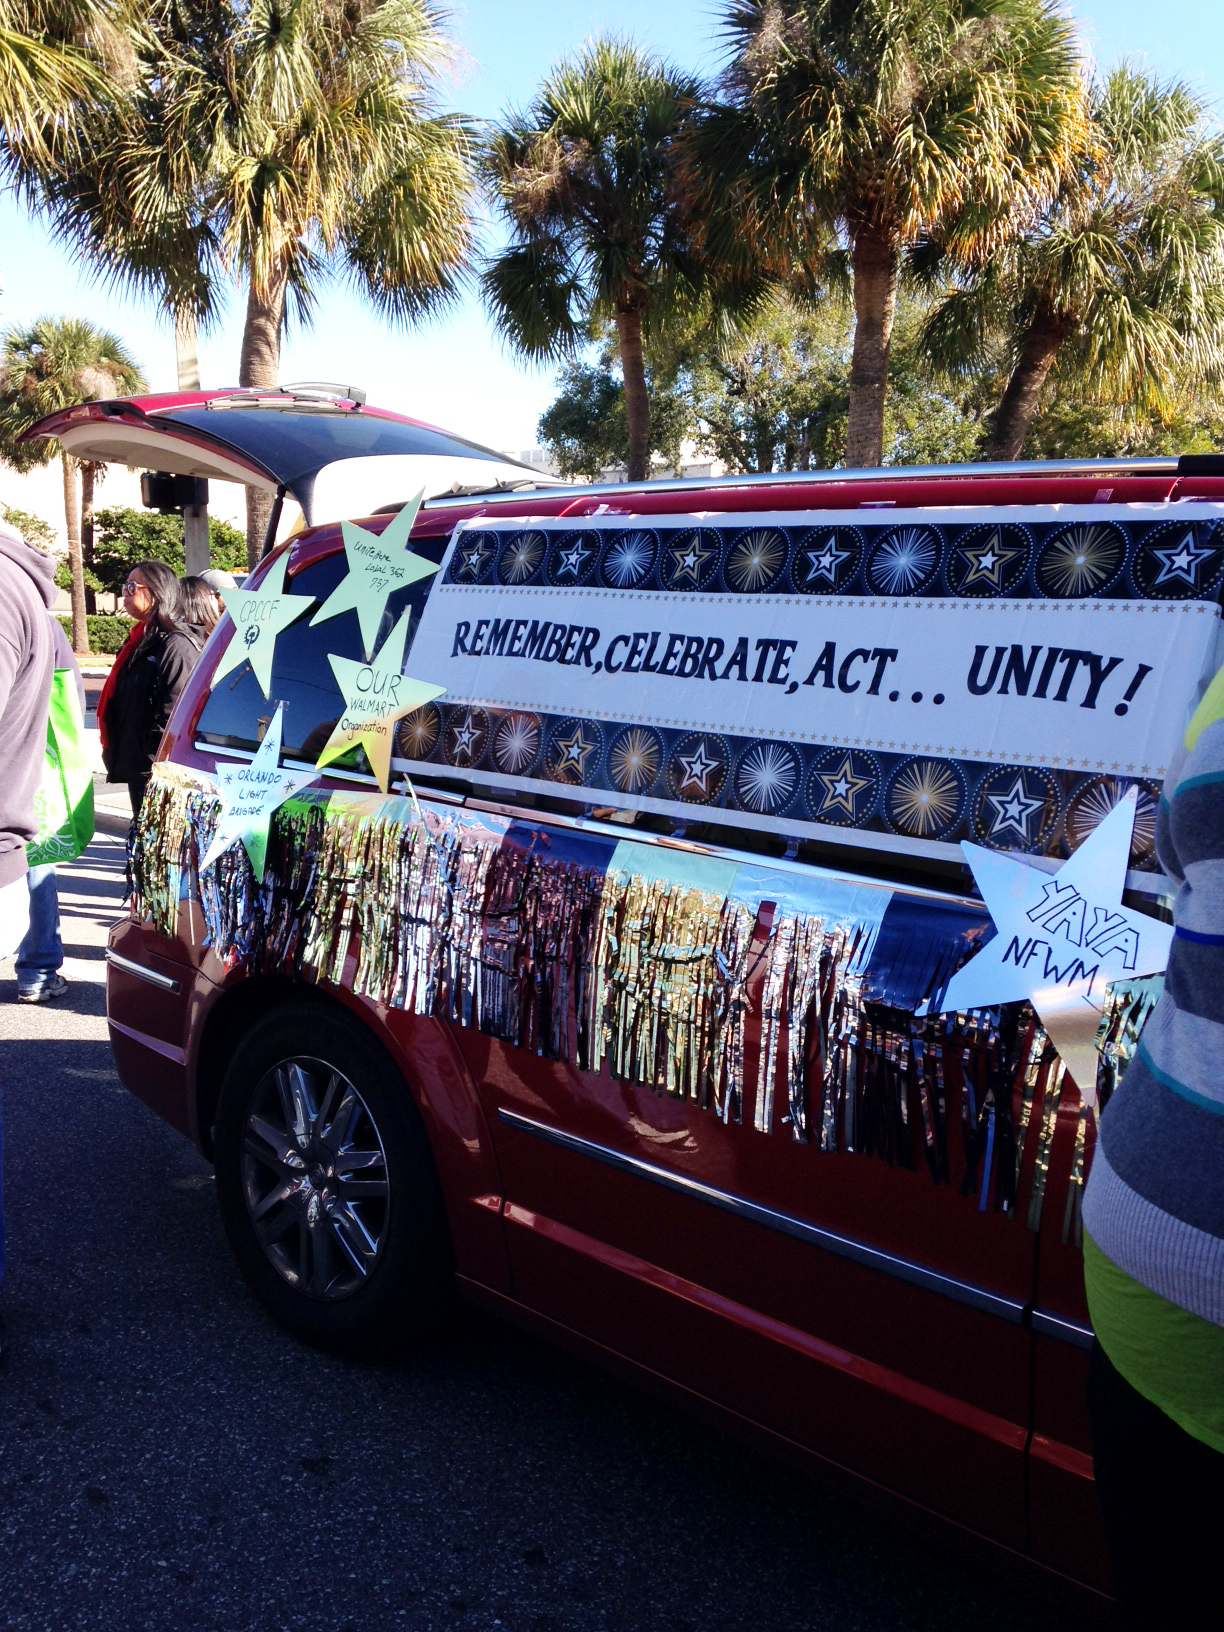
[33,387,1224,1600]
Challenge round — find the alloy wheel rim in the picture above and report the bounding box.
[240,1057,390,1300]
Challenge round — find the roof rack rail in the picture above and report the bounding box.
[280,381,367,406]
[208,383,366,411]
[422,453,1194,508]
[1177,453,1224,476]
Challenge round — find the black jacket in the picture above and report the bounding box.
[103,622,203,783]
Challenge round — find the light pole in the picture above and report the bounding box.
[176,309,210,573]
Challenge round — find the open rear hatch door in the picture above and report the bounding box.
[23,385,559,526]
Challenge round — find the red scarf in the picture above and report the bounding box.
[96,621,146,753]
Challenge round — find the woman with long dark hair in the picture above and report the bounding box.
[100,559,204,816]
[179,575,224,637]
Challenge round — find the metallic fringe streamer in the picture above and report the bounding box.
[590,871,756,1104]
[1055,975,1164,1242]
[750,912,831,1141]
[1062,1100,1091,1247]
[129,770,217,937]
[1027,1056,1066,1231]
[816,927,869,1153]
[128,768,1156,1231]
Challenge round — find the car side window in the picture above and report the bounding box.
[196,538,447,765]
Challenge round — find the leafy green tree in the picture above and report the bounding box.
[88,505,247,593]
[0,498,56,551]
[539,355,691,481]
[0,316,146,651]
[689,297,990,470]
[679,300,851,473]
[921,67,1224,458]
[537,295,991,479]
[25,0,475,562]
[690,0,1084,467]
[482,37,710,483]
[1020,392,1224,461]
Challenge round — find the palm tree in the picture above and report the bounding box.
[690,0,1085,467]
[0,0,129,170]
[481,37,708,483]
[920,68,1224,459]
[0,317,146,653]
[21,0,474,562]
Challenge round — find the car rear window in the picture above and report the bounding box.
[196,540,448,769]
[163,406,513,489]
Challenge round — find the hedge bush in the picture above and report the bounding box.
[58,613,134,655]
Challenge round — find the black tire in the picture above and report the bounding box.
[214,999,454,1355]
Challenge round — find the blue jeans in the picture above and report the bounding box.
[16,864,62,994]
[0,872,30,1287]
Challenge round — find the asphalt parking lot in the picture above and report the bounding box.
[0,828,1099,1632]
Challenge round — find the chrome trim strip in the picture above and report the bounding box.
[105,949,181,993]
[1032,1309,1094,1349]
[498,1108,1028,1325]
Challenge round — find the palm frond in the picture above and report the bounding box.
[0,313,147,470]
[479,34,711,358]
[9,0,478,364]
[481,238,587,359]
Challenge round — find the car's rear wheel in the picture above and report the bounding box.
[214,1001,453,1355]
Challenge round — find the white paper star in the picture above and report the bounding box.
[921,790,1171,1105]
[315,611,446,792]
[309,492,439,658]
[199,704,319,882]
[212,553,316,697]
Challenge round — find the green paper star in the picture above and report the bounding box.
[213,553,316,697]
[315,610,446,792]
[308,492,439,658]
[200,704,319,882]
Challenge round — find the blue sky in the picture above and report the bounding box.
[1,0,1222,455]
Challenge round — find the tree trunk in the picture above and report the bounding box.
[987,311,1075,461]
[175,307,200,390]
[239,266,288,566]
[61,454,87,654]
[845,223,900,469]
[80,460,100,615]
[616,306,650,483]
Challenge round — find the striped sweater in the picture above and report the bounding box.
[1083,670,1224,1453]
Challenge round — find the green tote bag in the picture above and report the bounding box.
[27,665,96,867]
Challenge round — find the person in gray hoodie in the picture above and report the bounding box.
[0,517,55,1346]
[0,519,54,951]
